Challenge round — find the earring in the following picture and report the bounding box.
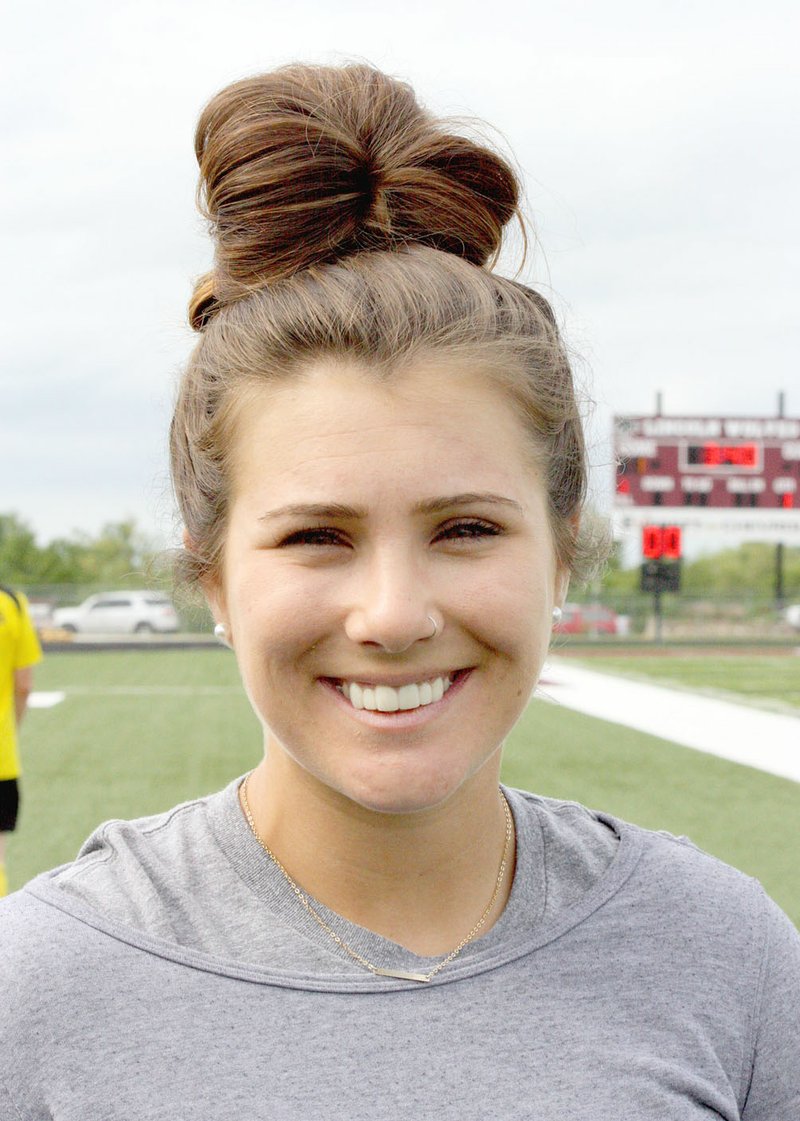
[214,622,229,643]
[552,606,563,624]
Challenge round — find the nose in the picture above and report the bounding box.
[344,547,439,654]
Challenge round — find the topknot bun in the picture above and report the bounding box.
[190,64,519,329]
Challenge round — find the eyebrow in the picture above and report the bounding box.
[258,493,524,522]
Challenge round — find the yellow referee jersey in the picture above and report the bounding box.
[0,589,42,780]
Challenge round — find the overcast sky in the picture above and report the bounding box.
[3,0,798,553]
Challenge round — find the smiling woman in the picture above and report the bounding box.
[210,361,564,827]
[1,63,798,1120]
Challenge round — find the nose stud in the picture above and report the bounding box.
[426,614,439,639]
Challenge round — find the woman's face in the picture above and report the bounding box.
[208,358,569,815]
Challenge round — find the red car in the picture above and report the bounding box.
[554,603,621,636]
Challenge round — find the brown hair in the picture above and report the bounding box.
[171,63,600,585]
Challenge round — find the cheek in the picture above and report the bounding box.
[228,560,325,634]
[455,559,553,643]
[224,568,325,697]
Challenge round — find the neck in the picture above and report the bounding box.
[241,753,515,957]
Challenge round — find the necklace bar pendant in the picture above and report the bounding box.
[373,966,431,982]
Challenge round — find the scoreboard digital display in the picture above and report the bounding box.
[614,416,800,511]
[684,443,759,469]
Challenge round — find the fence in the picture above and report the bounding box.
[564,590,798,642]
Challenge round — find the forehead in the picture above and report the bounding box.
[229,357,543,499]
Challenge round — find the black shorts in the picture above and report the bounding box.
[0,779,19,832]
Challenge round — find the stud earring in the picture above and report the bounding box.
[552,606,563,624]
[214,622,229,645]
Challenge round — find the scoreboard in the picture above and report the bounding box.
[613,415,800,542]
[614,415,800,508]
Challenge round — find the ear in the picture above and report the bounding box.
[554,565,571,612]
[553,512,579,610]
[184,530,228,630]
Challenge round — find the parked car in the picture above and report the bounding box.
[53,591,179,634]
[554,603,624,637]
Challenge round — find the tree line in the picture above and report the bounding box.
[593,541,799,600]
[0,513,161,589]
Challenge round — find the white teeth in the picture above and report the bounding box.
[397,684,420,710]
[339,675,453,713]
[375,686,399,713]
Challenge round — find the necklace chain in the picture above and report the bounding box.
[239,774,514,983]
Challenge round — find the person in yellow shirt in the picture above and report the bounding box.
[0,586,42,896]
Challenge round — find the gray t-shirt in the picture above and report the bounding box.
[1,780,798,1119]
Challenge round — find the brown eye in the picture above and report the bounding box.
[435,519,502,542]
[279,528,349,547]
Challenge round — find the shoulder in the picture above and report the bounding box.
[0,795,219,1031]
[0,887,74,957]
[0,888,94,1034]
[598,810,799,988]
[0,788,224,967]
[0,585,20,610]
[0,587,42,666]
[55,792,217,893]
[0,587,18,633]
[511,786,797,953]
[620,814,768,910]
[14,783,240,944]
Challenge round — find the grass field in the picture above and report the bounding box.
[9,649,800,928]
[570,654,800,714]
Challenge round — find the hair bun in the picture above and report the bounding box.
[190,64,519,326]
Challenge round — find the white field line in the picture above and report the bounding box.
[28,692,66,708]
[538,659,800,784]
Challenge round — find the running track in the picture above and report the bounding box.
[538,659,800,784]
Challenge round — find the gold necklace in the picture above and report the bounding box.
[240,774,514,983]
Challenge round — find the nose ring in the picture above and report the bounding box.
[427,614,439,639]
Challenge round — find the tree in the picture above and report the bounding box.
[0,514,42,583]
[680,543,799,598]
[69,519,156,584]
[0,513,159,588]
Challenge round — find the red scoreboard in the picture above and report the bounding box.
[614,415,800,512]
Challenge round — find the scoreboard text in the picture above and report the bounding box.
[614,416,800,510]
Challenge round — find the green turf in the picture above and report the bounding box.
[569,655,800,713]
[10,651,261,883]
[9,650,800,928]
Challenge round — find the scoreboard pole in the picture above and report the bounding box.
[776,542,785,608]
[776,393,786,609]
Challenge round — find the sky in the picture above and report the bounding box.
[3,0,798,557]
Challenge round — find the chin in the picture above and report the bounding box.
[333,762,489,817]
[350,791,444,816]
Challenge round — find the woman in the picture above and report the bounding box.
[1,64,798,1118]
